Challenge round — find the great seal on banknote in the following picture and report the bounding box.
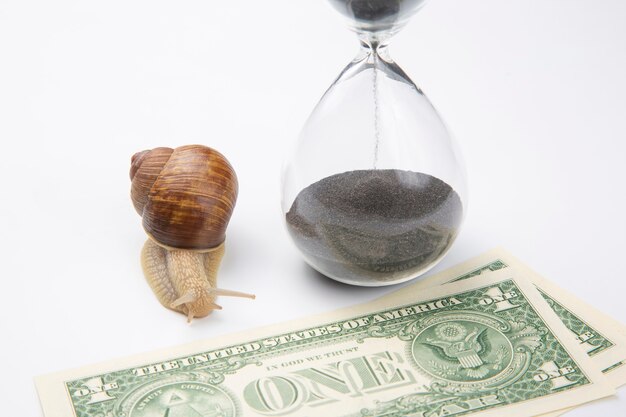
[113,372,239,417]
[409,310,544,393]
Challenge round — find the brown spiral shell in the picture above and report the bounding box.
[130,145,238,250]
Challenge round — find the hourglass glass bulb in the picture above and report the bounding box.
[281,0,467,286]
[328,0,428,43]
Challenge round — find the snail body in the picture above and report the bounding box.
[131,145,254,322]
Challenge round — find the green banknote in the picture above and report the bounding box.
[380,248,626,389]
[377,248,626,417]
[36,270,612,417]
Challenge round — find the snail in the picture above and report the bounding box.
[130,145,254,323]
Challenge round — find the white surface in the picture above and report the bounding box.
[0,0,625,415]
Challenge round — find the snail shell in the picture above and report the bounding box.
[130,145,253,322]
[130,145,238,250]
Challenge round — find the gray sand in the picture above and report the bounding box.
[286,170,463,284]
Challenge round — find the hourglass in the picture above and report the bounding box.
[282,0,467,286]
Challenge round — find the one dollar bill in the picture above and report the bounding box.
[378,248,626,388]
[376,248,626,416]
[36,270,613,417]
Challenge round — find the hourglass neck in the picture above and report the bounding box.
[359,34,390,54]
[346,37,416,93]
[356,37,393,66]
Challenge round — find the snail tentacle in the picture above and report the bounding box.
[205,287,256,299]
[171,292,198,308]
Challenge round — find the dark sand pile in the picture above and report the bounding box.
[286,170,463,284]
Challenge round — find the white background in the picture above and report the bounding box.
[1,0,625,415]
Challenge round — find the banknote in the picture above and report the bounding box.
[36,270,613,417]
[376,248,626,416]
[379,248,626,387]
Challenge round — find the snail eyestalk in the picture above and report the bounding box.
[171,292,197,308]
[205,287,256,299]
